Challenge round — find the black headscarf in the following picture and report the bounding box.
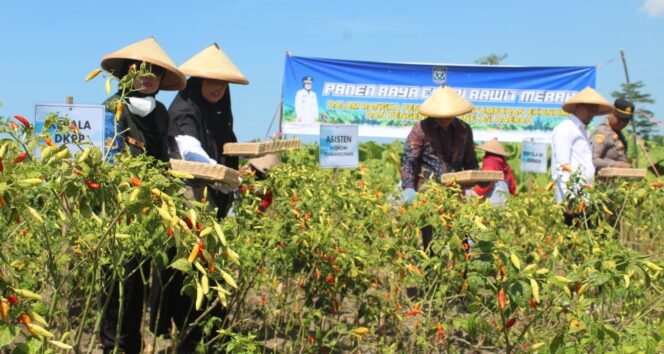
[168,77,238,169]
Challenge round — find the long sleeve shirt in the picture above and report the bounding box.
[590,118,628,171]
[400,118,478,190]
[473,154,517,197]
[551,115,595,203]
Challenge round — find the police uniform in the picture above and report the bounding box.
[590,98,634,171]
[590,119,628,170]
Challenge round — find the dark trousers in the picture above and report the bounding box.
[422,225,434,251]
[150,248,226,353]
[100,257,150,354]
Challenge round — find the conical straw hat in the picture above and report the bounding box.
[477,138,508,157]
[179,43,249,85]
[248,154,280,173]
[101,37,186,91]
[562,87,614,115]
[418,86,474,118]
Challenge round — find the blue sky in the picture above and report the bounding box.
[1,1,662,141]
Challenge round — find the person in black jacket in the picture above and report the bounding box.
[150,43,248,353]
[98,37,186,354]
[168,43,249,218]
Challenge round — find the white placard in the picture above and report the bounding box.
[319,124,359,168]
[35,103,106,153]
[521,140,548,174]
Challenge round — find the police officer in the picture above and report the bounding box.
[295,76,319,123]
[590,98,634,171]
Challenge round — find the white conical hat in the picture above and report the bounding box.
[179,43,249,85]
[101,37,186,91]
[562,87,614,115]
[477,138,508,157]
[418,86,474,118]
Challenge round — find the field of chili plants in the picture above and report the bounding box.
[0,113,662,353]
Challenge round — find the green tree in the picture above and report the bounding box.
[611,81,657,140]
[475,53,508,65]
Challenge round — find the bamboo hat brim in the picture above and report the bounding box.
[179,43,249,85]
[418,86,474,119]
[562,87,614,115]
[101,37,186,91]
[477,138,508,157]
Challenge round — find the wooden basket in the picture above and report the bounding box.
[169,159,241,186]
[597,168,647,179]
[440,170,504,186]
[223,139,301,157]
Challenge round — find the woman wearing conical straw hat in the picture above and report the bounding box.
[400,85,479,249]
[151,43,247,352]
[551,86,613,225]
[102,37,186,163]
[472,138,517,205]
[98,37,185,354]
[168,43,248,219]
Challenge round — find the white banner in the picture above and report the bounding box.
[521,140,549,174]
[35,103,106,153]
[319,124,359,168]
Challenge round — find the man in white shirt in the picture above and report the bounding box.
[295,76,319,123]
[551,87,613,224]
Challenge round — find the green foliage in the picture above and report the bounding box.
[0,111,662,352]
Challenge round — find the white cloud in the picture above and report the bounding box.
[641,0,664,18]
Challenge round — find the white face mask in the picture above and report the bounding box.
[127,96,157,117]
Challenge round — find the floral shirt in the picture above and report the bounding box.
[400,118,479,190]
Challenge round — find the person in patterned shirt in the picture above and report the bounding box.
[400,85,478,249]
[400,86,478,194]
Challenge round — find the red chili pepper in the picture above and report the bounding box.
[72,168,84,176]
[85,180,101,190]
[196,223,203,231]
[498,288,506,310]
[0,195,6,208]
[9,122,18,131]
[197,240,204,250]
[43,136,56,148]
[405,309,421,317]
[529,298,537,309]
[325,274,335,285]
[130,176,142,187]
[7,294,18,306]
[197,249,206,263]
[13,115,30,129]
[13,152,28,164]
[437,323,445,340]
[182,217,194,229]
[500,317,517,332]
[0,158,4,172]
[69,122,78,133]
[261,294,266,305]
[167,227,174,238]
